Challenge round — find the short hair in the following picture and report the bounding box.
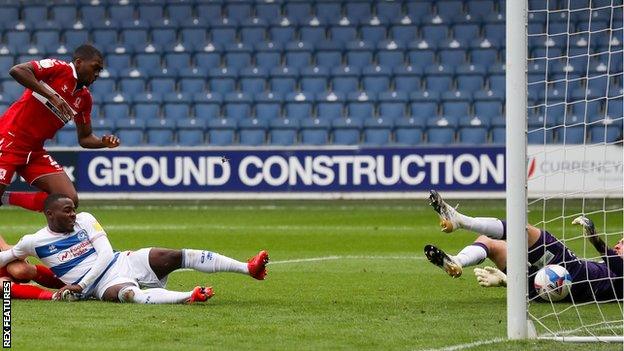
[72,44,103,62]
[43,194,72,212]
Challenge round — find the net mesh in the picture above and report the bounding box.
[525,0,623,339]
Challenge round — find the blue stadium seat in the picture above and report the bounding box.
[347,92,375,119]
[376,40,406,67]
[255,2,281,23]
[378,91,409,119]
[410,93,439,119]
[109,5,135,23]
[407,47,436,70]
[395,117,425,145]
[332,117,363,145]
[164,53,191,72]
[315,2,342,23]
[435,1,464,18]
[92,29,118,48]
[285,41,314,69]
[166,4,193,23]
[180,28,207,51]
[196,3,223,22]
[390,24,418,45]
[364,117,393,145]
[284,1,312,23]
[238,118,268,146]
[269,118,300,145]
[210,19,236,46]
[134,103,160,120]
[316,91,345,119]
[269,25,296,46]
[116,118,146,146]
[393,65,423,93]
[176,118,207,146]
[345,41,374,69]
[483,23,505,43]
[300,66,329,94]
[150,28,177,48]
[269,66,298,94]
[330,26,358,44]
[438,39,468,66]
[163,103,190,120]
[424,65,454,93]
[426,127,455,145]
[255,42,282,70]
[421,24,448,43]
[224,92,253,119]
[441,90,472,117]
[466,0,495,16]
[406,2,433,21]
[606,97,623,116]
[452,23,481,43]
[134,53,162,75]
[57,129,79,147]
[376,2,402,20]
[209,68,237,94]
[224,43,253,70]
[91,78,116,98]
[91,117,115,136]
[362,65,392,94]
[0,6,19,25]
[146,118,175,146]
[149,78,176,94]
[240,19,267,45]
[284,92,314,119]
[360,23,387,43]
[589,123,622,143]
[315,42,343,68]
[194,52,221,72]
[225,2,252,22]
[490,116,506,144]
[103,103,130,120]
[345,1,371,22]
[63,30,89,50]
[23,5,48,24]
[138,5,164,23]
[331,65,360,94]
[208,118,237,146]
[300,25,327,45]
[239,67,268,95]
[255,92,283,121]
[179,77,206,94]
[5,31,31,48]
[300,118,331,145]
[33,30,60,53]
[1,80,24,100]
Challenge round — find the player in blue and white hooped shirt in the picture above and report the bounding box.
[424,190,623,303]
[0,194,270,304]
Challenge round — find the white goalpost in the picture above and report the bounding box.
[506,0,623,343]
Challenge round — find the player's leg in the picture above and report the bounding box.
[428,190,505,238]
[31,173,78,208]
[102,282,213,304]
[424,236,508,278]
[148,248,269,280]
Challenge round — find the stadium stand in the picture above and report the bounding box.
[0,0,621,146]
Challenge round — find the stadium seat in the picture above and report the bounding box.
[315,2,341,23]
[109,5,135,23]
[330,26,358,44]
[393,65,422,93]
[255,92,283,121]
[332,117,363,145]
[209,68,237,95]
[395,117,425,145]
[345,1,371,22]
[300,25,327,45]
[363,117,393,145]
[407,47,436,70]
[345,41,374,69]
[284,92,314,120]
[316,91,345,119]
[146,118,175,146]
[166,4,193,23]
[103,103,131,120]
[196,3,223,22]
[208,118,237,146]
[240,20,268,45]
[238,118,268,146]
[300,67,329,94]
[347,92,375,120]
[255,42,282,70]
[378,91,409,119]
[134,103,160,120]
[176,118,206,146]
[300,118,331,145]
[225,2,252,22]
[362,65,391,94]
[224,92,253,120]
[285,41,314,69]
[269,118,300,145]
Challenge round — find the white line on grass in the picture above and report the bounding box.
[0,223,421,233]
[420,337,506,351]
[175,255,425,271]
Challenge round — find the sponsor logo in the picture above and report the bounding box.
[56,239,92,263]
[73,97,81,109]
[62,85,68,93]
[48,244,57,253]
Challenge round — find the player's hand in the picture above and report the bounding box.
[474,266,507,287]
[58,284,83,294]
[571,216,596,237]
[101,135,120,148]
[48,94,74,120]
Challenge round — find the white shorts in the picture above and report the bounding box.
[91,248,169,300]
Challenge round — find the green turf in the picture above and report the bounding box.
[0,199,622,351]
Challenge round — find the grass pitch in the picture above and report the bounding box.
[1,199,622,351]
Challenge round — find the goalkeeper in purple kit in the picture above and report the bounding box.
[424,190,623,303]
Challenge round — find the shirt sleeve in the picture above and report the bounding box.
[74,92,92,125]
[30,59,68,82]
[78,212,107,242]
[0,235,35,267]
[602,249,623,277]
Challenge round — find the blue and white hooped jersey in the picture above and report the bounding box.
[10,212,107,285]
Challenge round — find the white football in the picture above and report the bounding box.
[534,264,572,302]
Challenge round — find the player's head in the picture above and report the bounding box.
[614,238,624,258]
[72,44,104,87]
[43,194,77,233]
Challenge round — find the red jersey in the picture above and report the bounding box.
[0,58,92,149]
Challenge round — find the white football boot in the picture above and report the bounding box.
[428,190,461,233]
[424,244,463,278]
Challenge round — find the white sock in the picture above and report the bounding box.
[453,243,488,268]
[181,249,248,274]
[119,286,191,304]
[457,215,505,239]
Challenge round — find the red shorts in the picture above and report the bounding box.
[0,134,64,185]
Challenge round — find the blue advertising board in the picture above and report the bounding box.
[7,147,505,194]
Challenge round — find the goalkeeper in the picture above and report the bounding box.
[424,190,623,302]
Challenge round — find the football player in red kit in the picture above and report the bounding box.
[0,235,69,300]
[0,44,119,212]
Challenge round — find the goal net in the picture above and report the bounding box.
[507,0,623,342]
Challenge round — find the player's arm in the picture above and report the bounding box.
[572,216,623,276]
[9,62,74,119]
[75,122,120,149]
[0,235,33,267]
[60,215,114,293]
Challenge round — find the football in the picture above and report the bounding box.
[534,265,572,302]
